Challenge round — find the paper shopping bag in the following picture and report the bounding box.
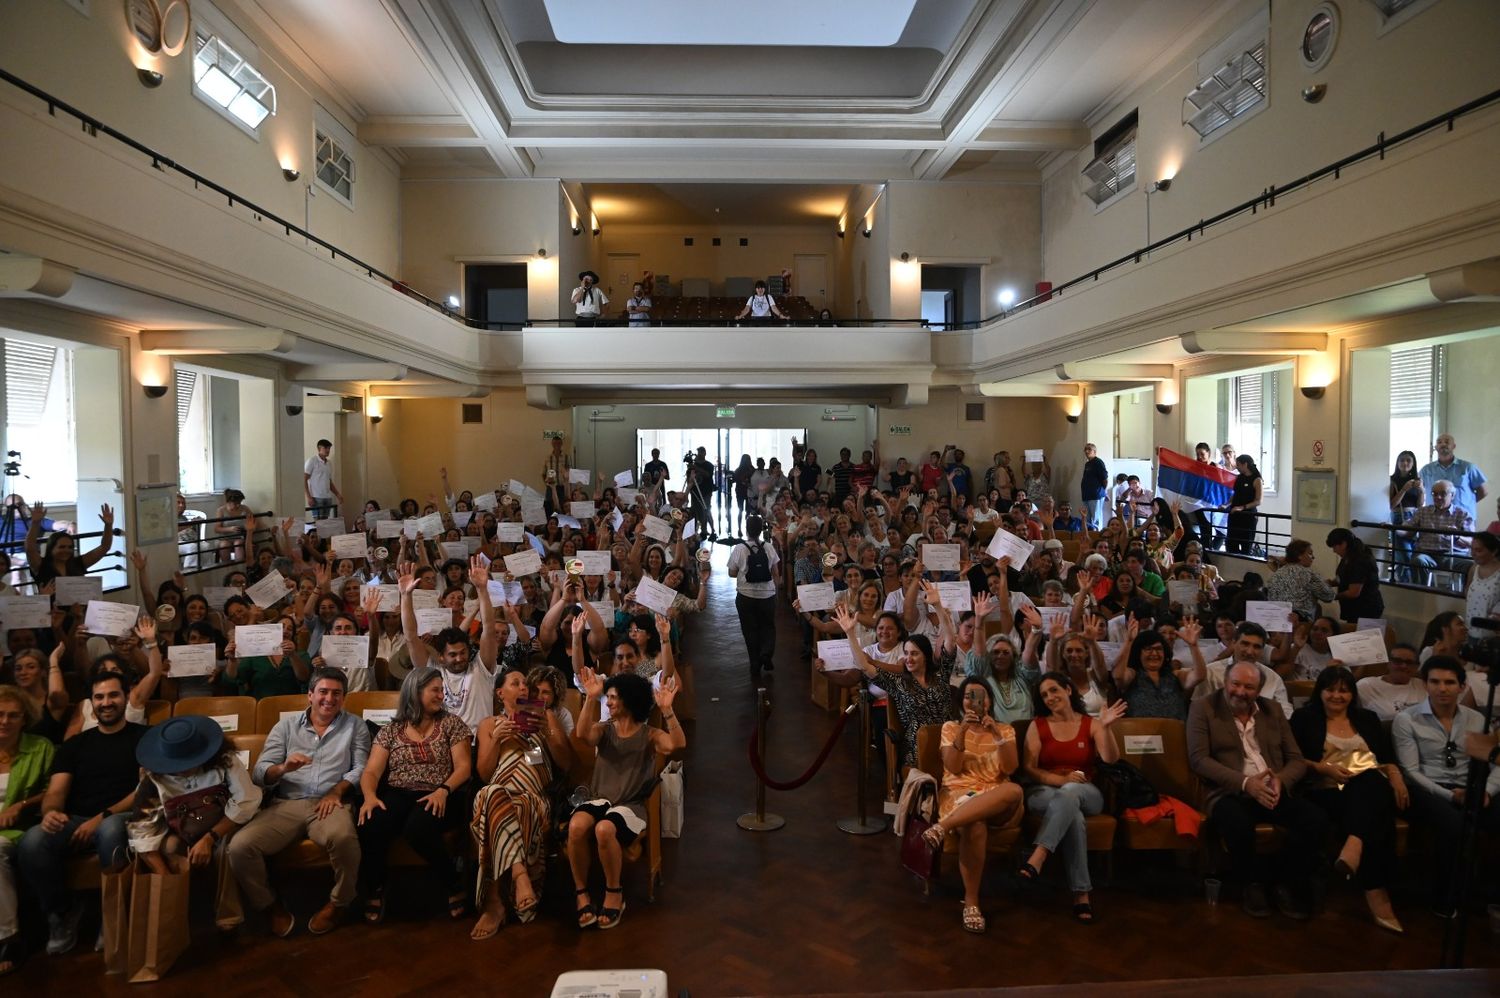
[100,863,135,975]
[659,761,684,839]
[126,856,191,983]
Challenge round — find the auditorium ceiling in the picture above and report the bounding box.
[235,0,1233,192]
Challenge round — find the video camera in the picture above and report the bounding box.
[1461,617,1500,672]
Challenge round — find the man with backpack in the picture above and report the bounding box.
[727,514,780,683]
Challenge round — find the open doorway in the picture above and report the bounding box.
[637,426,805,533]
[920,265,981,329]
[463,263,529,329]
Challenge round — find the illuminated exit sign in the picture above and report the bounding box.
[716,406,736,418]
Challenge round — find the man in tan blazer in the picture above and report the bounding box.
[1188,661,1329,920]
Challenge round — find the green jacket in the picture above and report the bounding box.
[2,732,56,842]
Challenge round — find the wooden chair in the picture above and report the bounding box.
[1286,680,1316,709]
[173,695,256,734]
[1107,718,1204,854]
[914,722,1025,869]
[228,732,267,770]
[563,688,583,722]
[256,694,309,733]
[1015,718,1118,876]
[144,699,173,725]
[345,690,399,723]
[564,722,668,902]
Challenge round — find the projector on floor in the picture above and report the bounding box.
[551,969,670,998]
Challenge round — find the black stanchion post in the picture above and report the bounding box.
[837,691,886,835]
[738,687,785,832]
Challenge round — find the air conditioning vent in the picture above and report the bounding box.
[965,402,985,422]
[461,403,484,424]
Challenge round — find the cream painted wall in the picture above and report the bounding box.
[0,0,399,273]
[591,225,839,304]
[885,182,1043,320]
[401,179,563,322]
[847,197,891,319]
[1041,0,1500,285]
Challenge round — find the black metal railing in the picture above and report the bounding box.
[976,87,1500,325]
[1199,509,1292,562]
[174,510,279,578]
[511,317,928,329]
[1350,518,1479,596]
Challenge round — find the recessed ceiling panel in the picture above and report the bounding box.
[541,0,918,47]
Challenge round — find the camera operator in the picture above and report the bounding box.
[570,270,608,327]
[686,447,715,539]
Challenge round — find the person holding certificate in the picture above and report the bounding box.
[226,618,310,700]
[23,501,114,588]
[1289,667,1407,934]
[830,603,953,771]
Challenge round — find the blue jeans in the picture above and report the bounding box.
[1413,552,1470,589]
[1025,782,1104,893]
[18,813,130,916]
[310,497,337,520]
[1083,498,1105,531]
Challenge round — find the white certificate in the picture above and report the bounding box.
[464,535,484,554]
[375,519,404,539]
[318,634,369,674]
[520,499,547,527]
[578,550,612,576]
[204,586,242,611]
[634,575,677,617]
[364,583,399,612]
[365,508,393,522]
[246,570,291,610]
[921,543,961,572]
[472,492,498,511]
[363,708,397,724]
[54,575,103,606]
[1356,618,1388,633]
[1038,605,1071,633]
[452,511,473,529]
[1327,628,1389,667]
[936,582,973,613]
[641,515,674,543]
[211,714,240,733]
[555,515,582,530]
[402,520,421,540]
[569,468,591,485]
[413,607,451,635]
[167,643,218,677]
[314,518,344,539]
[985,528,1034,569]
[683,518,697,539]
[1095,640,1123,663]
[462,598,480,622]
[439,542,469,562]
[570,501,597,520]
[84,600,140,637]
[2,595,52,630]
[409,588,441,610]
[1244,601,1295,633]
[817,639,858,671]
[617,487,640,507]
[507,479,529,498]
[615,469,635,488]
[504,549,543,577]
[234,623,284,657]
[486,580,523,605]
[330,533,367,559]
[1167,580,1200,607]
[497,522,525,543]
[586,601,616,628]
[416,512,445,537]
[796,582,837,613]
[1024,449,1044,463]
[610,509,625,531]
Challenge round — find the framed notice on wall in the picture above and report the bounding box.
[1294,468,1337,525]
[135,487,176,546]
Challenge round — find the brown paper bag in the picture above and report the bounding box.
[100,864,135,975]
[126,856,191,983]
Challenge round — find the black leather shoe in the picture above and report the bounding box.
[1242,883,1271,918]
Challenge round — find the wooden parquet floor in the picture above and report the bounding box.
[12,543,1500,996]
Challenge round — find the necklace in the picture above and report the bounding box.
[994,675,1026,710]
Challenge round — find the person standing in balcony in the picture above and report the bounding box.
[1419,434,1488,525]
[735,281,786,325]
[570,271,608,327]
[625,281,651,328]
[304,439,341,520]
[1225,455,1263,555]
[1080,444,1109,531]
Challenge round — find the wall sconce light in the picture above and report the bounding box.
[590,212,600,236]
[571,223,582,236]
[899,251,911,263]
[285,405,303,417]
[1065,413,1080,424]
[1301,83,1327,103]
[1300,385,1326,400]
[142,384,168,399]
[370,414,383,425]
[1150,177,1172,193]
[136,67,164,89]
[536,247,548,259]
[282,167,300,182]
[1155,403,1174,415]
[836,220,846,239]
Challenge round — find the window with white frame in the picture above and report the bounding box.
[314,111,356,205]
[1184,13,1268,141]
[3,337,78,503]
[1218,369,1280,492]
[192,30,276,133]
[177,367,214,495]
[1388,344,1444,470]
[1081,110,1137,208]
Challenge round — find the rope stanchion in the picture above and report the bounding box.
[737,687,785,832]
[837,692,886,835]
[746,697,855,791]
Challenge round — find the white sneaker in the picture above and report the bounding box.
[45,903,84,956]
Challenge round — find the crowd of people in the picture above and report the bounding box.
[0,429,1495,976]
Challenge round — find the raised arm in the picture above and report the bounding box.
[833,603,896,678]
[80,503,116,570]
[396,562,431,669]
[470,556,499,672]
[651,676,687,754]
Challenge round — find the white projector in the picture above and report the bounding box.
[550,969,670,998]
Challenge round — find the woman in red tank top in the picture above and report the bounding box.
[1019,671,1126,923]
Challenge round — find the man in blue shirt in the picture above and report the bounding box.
[1419,434,1488,523]
[227,667,371,937]
[1392,656,1500,916]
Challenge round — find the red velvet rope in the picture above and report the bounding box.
[747,707,854,792]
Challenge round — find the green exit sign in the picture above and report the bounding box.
[716,406,736,418]
[888,424,912,435]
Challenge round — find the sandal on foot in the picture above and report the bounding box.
[513,881,539,916]
[574,888,597,929]
[597,886,626,930]
[470,907,505,941]
[362,893,386,926]
[921,823,945,848]
[448,891,469,920]
[1016,861,1040,882]
[1072,902,1095,924]
[0,936,23,976]
[961,905,986,934]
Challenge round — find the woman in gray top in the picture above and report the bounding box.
[566,669,684,930]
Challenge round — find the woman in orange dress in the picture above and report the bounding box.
[921,677,1022,934]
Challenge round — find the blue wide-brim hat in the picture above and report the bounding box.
[136,715,225,774]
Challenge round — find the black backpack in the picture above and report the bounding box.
[744,541,773,584]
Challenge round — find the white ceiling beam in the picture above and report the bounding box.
[287,363,410,382]
[1428,258,1500,302]
[1055,362,1174,382]
[970,121,1091,150]
[369,383,488,399]
[141,328,297,355]
[975,382,1081,398]
[0,255,76,297]
[358,116,483,147]
[1179,331,1328,355]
